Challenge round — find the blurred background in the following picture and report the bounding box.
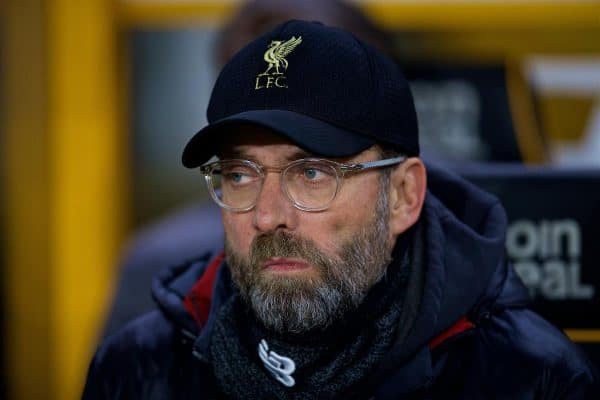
[1,0,599,399]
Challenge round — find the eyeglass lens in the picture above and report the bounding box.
[208,160,339,210]
[284,161,338,209]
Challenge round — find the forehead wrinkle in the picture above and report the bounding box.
[220,144,383,170]
[223,145,313,165]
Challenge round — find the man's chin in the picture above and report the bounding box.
[246,280,345,334]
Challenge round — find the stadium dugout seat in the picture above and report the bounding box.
[458,163,600,366]
[404,62,548,164]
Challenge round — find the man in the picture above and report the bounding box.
[102,0,394,338]
[83,20,597,399]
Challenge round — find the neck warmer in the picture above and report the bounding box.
[209,229,420,399]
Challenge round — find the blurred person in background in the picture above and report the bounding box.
[104,0,545,338]
[84,20,597,399]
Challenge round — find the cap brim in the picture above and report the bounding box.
[182,109,375,168]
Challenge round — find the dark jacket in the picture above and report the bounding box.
[83,167,598,399]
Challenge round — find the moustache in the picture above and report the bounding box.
[249,231,333,271]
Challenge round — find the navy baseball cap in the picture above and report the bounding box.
[182,20,419,168]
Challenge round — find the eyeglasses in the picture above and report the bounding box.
[199,156,406,212]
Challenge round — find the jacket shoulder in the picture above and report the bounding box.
[474,308,599,398]
[82,311,181,399]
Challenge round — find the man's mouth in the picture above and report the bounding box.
[262,257,312,272]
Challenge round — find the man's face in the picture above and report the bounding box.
[222,128,395,333]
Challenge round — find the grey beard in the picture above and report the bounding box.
[225,185,392,334]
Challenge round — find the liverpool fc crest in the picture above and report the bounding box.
[255,36,302,90]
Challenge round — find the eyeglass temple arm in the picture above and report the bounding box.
[343,156,407,172]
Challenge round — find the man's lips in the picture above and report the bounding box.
[262,257,311,272]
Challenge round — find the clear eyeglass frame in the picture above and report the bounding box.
[199,156,406,212]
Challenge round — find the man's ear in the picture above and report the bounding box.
[388,157,427,236]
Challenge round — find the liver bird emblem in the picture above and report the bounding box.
[259,36,303,76]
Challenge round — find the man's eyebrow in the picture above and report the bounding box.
[221,148,313,161]
[219,149,246,159]
[285,149,313,160]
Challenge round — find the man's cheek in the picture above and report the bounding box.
[223,225,252,256]
[326,222,356,253]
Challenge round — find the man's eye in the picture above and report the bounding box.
[224,171,252,184]
[301,166,335,182]
[231,172,244,182]
[303,168,321,180]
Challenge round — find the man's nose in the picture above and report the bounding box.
[252,173,297,233]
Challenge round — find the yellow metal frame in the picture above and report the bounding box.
[566,329,600,343]
[2,0,128,399]
[1,1,52,398]
[2,1,599,400]
[506,57,548,163]
[47,1,129,399]
[117,1,600,30]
